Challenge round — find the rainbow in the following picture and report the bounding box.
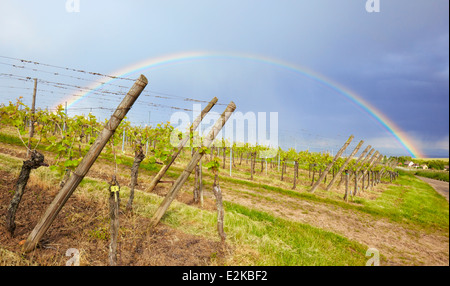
[56,51,424,158]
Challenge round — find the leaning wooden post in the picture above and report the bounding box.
[23,75,148,253]
[349,146,373,182]
[150,101,236,228]
[309,135,354,193]
[347,148,375,187]
[349,147,371,195]
[325,140,364,191]
[369,155,383,190]
[147,97,218,193]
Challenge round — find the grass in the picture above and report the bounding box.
[206,168,449,231]
[359,173,449,231]
[121,187,370,265]
[221,202,369,265]
[0,247,36,266]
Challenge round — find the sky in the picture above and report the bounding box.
[0,0,448,158]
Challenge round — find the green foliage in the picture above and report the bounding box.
[0,99,179,179]
[414,170,449,182]
[205,157,221,173]
[427,160,446,170]
[392,156,412,164]
[88,226,110,241]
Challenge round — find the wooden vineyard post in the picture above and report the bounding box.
[108,176,120,266]
[251,152,255,180]
[348,146,373,182]
[292,161,298,190]
[309,135,354,193]
[344,147,375,190]
[343,170,350,202]
[147,97,218,193]
[23,75,148,253]
[193,164,200,203]
[325,140,364,191]
[363,169,367,190]
[278,153,280,172]
[149,102,236,228]
[212,176,226,245]
[369,155,383,190]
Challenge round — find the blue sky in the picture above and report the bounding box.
[0,0,448,157]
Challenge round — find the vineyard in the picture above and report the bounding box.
[0,76,448,266]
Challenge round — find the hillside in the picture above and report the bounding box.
[0,127,448,266]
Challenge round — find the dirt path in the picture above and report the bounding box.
[416,176,449,202]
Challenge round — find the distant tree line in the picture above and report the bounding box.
[391,156,448,170]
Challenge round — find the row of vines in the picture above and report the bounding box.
[1,93,398,265]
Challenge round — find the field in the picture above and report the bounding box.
[0,124,448,266]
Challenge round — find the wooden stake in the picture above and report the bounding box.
[108,176,120,266]
[340,147,374,188]
[325,140,364,191]
[23,75,148,253]
[26,78,37,158]
[348,145,372,182]
[358,151,380,194]
[149,101,236,228]
[147,97,218,193]
[212,173,226,244]
[199,158,203,207]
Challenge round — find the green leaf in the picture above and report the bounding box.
[49,165,59,172]
[64,160,78,168]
